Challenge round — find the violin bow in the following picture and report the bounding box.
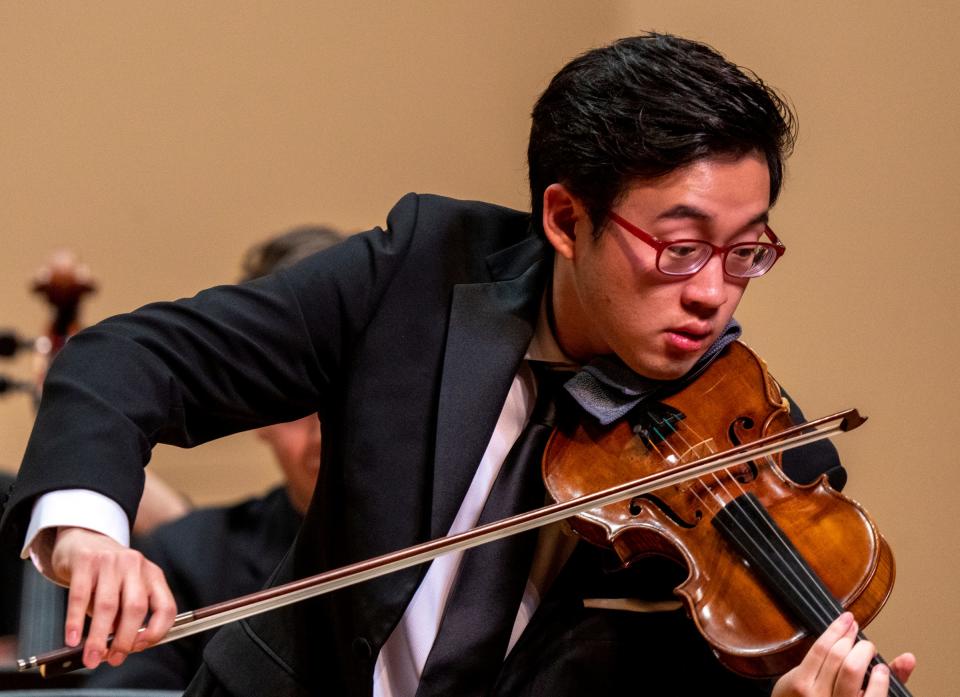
[19,408,865,677]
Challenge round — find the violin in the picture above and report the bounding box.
[544,340,908,695]
[18,341,908,694]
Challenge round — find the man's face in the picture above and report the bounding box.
[257,414,322,515]
[549,152,772,380]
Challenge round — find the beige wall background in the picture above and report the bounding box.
[0,1,954,693]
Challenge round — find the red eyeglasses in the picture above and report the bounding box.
[607,211,786,279]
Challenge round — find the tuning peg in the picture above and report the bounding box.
[0,330,34,358]
[0,372,31,396]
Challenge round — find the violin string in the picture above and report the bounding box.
[754,451,845,613]
[651,421,830,623]
[742,454,900,675]
[640,435,720,515]
[656,417,751,505]
[656,418,844,632]
[675,420,844,627]
[647,424,728,513]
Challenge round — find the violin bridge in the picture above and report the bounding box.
[630,403,686,449]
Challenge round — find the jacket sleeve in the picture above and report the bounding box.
[0,193,423,545]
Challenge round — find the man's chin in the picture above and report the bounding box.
[624,356,697,382]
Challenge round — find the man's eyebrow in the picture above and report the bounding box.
[655,205,770,226]
[655,204,711,221]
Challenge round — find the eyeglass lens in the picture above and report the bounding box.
[660,242,777,278]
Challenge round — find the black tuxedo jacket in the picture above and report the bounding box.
[0,194,842,696]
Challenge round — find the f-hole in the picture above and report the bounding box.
[630,494,702,529]
[728,416,759,483]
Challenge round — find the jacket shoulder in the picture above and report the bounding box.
[390,193,531,241]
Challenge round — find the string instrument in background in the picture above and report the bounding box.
[14,252,97,664]
[28,250,98,403]
[0,251,97,403]
[18,342,911,694]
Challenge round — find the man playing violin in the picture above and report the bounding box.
[0,33,915,696]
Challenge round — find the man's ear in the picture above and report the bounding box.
[541,183,587,260]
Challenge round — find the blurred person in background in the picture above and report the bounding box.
[84,226,343,690]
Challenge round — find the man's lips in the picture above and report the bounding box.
[669,323,713,340]
[664,325,713,352]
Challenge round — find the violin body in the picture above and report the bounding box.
[543,341,896,678]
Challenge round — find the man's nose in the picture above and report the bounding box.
[681,254,728,310]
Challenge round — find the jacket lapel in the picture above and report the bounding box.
[430,235,549,538]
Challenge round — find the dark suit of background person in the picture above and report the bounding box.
[0,471,23,653]
[0,194,842,696]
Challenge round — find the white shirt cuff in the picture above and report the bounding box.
[22,489,131,580]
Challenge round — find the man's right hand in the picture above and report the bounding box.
[50,526,177,669]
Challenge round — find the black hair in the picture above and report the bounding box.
[240,225,344,281]
[528,33,797,231]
